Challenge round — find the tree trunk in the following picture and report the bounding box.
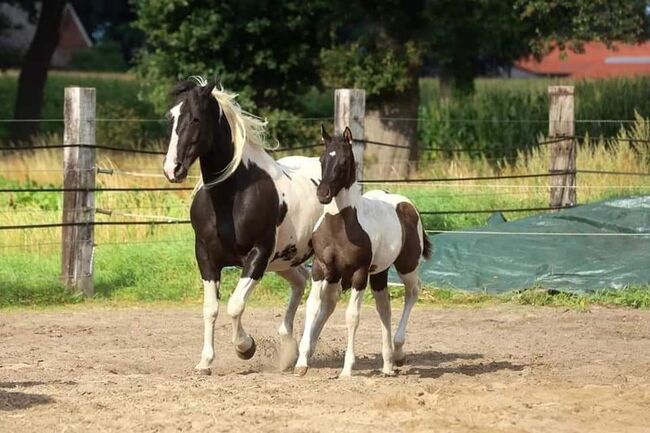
[10,0,67,144]
[364,81,419,180]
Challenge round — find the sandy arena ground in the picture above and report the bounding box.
[1,303,649,432]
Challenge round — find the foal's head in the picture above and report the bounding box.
[317,125,356,204]
[163,79,224,182]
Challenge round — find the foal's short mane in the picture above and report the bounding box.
[177,76,273,188]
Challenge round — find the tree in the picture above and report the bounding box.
[10,0,67,143]
[132,0,331,112]
[319,0,649,176]
[517,0,649,55]
[70,0,143,65]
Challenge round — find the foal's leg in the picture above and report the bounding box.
[295,279,340,375]
[194,241,221,375]
[275,266,308,369]
[340,288,364,378]
[370,270,395,375]
[394,270,421,366]
[227,243,273,360]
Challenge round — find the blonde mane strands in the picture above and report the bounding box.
[189,77,272,189]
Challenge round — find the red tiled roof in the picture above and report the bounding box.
[515,42,650,78]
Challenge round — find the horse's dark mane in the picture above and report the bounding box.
[170,80,198,99]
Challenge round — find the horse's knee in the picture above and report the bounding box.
[227,297,245,318]
[203,302,219,320]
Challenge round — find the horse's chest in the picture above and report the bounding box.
[313,207,372,274]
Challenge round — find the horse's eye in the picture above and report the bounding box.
[192,118,200,124]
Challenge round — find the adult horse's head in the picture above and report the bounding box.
[163,78,222,182]
[317,125,356,204]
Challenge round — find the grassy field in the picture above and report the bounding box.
[2,118,650,308]
[1,72,650,308]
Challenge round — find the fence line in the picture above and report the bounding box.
[0,220,192,231]
[359,181,650,190]
[425,229,650,237]
[0,186,194,193]
[420,205,569,215]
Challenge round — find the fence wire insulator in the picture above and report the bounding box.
[95,208,112,216]
[96,167,114,175]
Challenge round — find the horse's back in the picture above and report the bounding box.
[358,190,417,273]
[277,156,321,181]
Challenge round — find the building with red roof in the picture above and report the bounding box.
[513,42,650,79]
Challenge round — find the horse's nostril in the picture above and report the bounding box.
[173,163,183,176]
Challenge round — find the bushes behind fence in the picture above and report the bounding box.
[1,72,650,158]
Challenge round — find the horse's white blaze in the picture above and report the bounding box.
[328,151,336,157]
[164,102,183,180]
[196,279,219,370]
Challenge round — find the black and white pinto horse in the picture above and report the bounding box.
[294,126,431,377]
[162,77,322,374]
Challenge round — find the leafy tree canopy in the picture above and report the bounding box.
[132,0,331,111]
[321,0,649,97]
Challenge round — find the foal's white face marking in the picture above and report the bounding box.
[163,101,184,180]
[328,151,336,157]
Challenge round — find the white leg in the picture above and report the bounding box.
[275,267,307,370]
[275,267,307,340]
[295,280,339,375]
[372,288,395,375]
[227,277,259,356]
[195,280,220,374]
[394,270,420,365]
[340,288,364,378]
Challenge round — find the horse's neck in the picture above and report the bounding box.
[324,182,362,215]
[200,141,281,205]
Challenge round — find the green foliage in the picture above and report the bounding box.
[0,177,60,211]
[132,0,331,111]
[419,76,650,159]
[516,0,649,55]
[320,41,421,99]
[322,0,649,97]
[0,72,162,145]
[70,42,129,72]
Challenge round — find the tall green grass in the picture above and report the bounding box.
[3,71,650,156]
[419,76,650,159]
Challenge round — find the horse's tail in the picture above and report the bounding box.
[421,228,432,260]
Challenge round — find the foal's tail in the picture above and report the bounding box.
[421,228,432,260]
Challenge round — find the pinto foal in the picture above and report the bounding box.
[295,126,431,377]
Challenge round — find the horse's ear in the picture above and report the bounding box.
[343,126,353,145]
[321,124,331,143]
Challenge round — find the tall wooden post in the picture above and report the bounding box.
[335,89,366,183]
[62,87,96,296]
[548,85,576,209]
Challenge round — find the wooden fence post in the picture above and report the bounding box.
[335,89,366,183]
[548,85,576,209]
[62,87,96,296]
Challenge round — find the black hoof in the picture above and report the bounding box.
[236,337,256,360]
[394,357,406,367]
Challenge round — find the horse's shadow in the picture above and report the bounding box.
[311,350,525,379]
[0,381,54,411]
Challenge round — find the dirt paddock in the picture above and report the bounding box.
[1,304,649,432]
